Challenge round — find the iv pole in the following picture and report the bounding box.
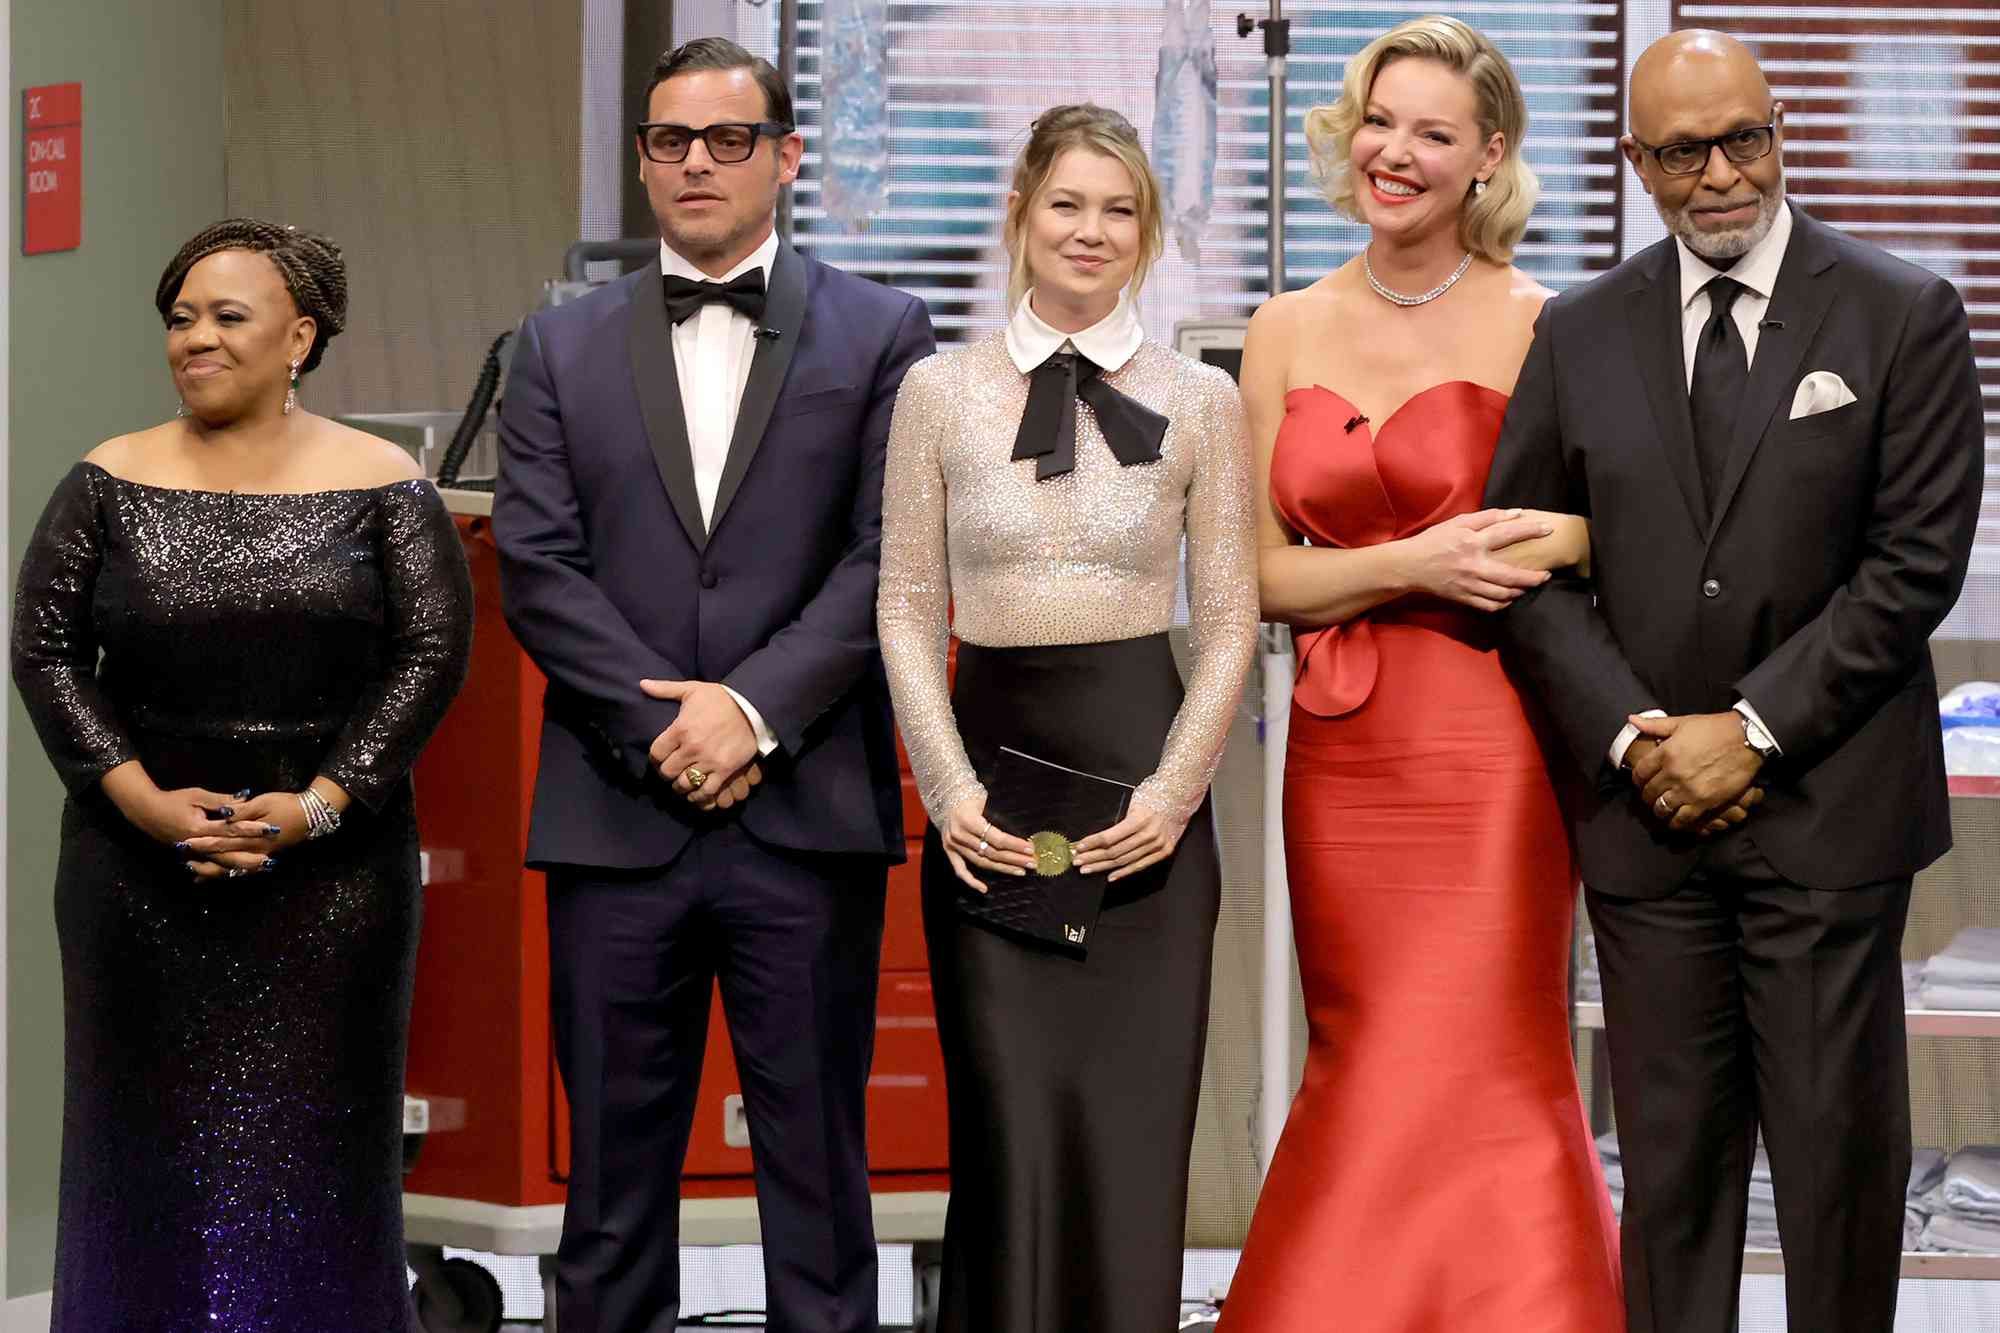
[1238,1,1294,1181]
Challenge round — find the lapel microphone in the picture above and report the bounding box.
[1344,414,1369,433]
[1758,318,1785,330]
[755,327,782,341]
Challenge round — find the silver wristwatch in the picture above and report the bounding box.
[1738,710,1780,760]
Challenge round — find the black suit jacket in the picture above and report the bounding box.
[494,241,935,869]
[1484,205,1983,898]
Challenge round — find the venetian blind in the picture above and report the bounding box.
[1677,2,2000,639]
[740,1,1629,346]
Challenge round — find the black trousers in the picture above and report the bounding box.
[1588,833,1911,1333]
[545,824,888,1333]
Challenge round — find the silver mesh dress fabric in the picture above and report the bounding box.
[11,465,472,1333]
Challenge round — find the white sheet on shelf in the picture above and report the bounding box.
[1923,927,2000,985]
[1921,1210,2000,1254]
[1942,1146,2000,1218]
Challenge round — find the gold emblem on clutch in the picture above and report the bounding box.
[1030,831,1073,877]
[1064,924,1087,944]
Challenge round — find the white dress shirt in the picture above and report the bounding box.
[1004,287,1144,375]
[1608,204,1793,770]
[660,231,781,756]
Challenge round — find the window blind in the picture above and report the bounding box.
[743,1,1630,345]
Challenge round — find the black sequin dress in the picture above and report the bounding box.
[11,462,473,1333]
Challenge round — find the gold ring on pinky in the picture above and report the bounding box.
[683,766,709,789]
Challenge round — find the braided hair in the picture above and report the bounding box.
[154,219,348,373]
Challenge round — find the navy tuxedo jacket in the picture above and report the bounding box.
[494,242,934,869]
[1485,206,1983,898]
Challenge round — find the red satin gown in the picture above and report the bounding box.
[1219,383,1623,1332]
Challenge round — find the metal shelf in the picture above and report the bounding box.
[1574,1001,2000,1038]
[1742,1249,2000,1279]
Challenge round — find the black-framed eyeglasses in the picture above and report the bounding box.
[1635,123,1777,177]
[635,121,792,165]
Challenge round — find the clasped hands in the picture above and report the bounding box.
[1625,712,1766,837]
[940,794,1182,893]
[105,766,347,881]
[643,678,763,811]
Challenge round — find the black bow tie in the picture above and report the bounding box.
[1011,351,1168,482]
[662,269,767,325]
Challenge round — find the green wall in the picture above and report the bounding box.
[8,0,225,1296]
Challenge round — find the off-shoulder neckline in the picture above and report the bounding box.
[77,461,433,499]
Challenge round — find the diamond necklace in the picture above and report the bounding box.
[1363,249,1473,307]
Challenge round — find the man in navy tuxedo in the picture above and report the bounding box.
[494,36,933,1333]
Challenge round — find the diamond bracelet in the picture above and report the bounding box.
[297,785,343,840]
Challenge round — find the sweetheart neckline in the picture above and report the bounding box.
[1285,380,1510,439]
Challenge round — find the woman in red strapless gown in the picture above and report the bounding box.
[1218,18,1623,1332]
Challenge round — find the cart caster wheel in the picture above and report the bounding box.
[412,1255,504,1333]
[911,1240,942,1333]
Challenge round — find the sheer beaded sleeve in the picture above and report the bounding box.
[1131,368,1259,824]
[878,355,987,825]
[318,482,475,810]
[11,464,138,793]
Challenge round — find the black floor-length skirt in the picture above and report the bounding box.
[923,633,1221,1333]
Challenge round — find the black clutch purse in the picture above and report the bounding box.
[957,746,1133,957]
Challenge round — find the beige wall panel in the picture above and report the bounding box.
[224,0,583,418]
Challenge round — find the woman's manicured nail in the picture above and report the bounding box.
[234,788,252,800]
[174,841,190,852]
[215,806,234,819]
[263,824,282,836]
[262,856,278,871]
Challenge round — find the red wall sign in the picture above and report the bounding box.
[23,82,82,255]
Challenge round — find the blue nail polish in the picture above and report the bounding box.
[262,856,278,871]
[234,788,252,801]
[174,841,190,852]
[216,806,234,819]
[263,824,282,836]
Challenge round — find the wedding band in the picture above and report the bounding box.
[1656,793,1673,815]
[683,766,709,789]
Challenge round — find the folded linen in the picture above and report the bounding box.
[1912,1147,1947,1198]
[1920,1210,2000,1254]
[1943,1146,2000,1218]
[1918,981,2000,1012]
[1923,927,2000,985]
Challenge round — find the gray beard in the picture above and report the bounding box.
[1661,187,1783,261]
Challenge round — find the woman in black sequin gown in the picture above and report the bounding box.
[11,220,472,1332]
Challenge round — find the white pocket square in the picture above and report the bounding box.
[1789,370,1857,420]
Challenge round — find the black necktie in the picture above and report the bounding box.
[1689,276,1749,514]
[662,269,767,326]
[1011,351,1168,482]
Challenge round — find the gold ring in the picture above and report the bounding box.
[1656,793,1673,815]
[684,766,709,789]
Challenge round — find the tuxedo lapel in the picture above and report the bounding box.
[1705,207,1841,543]
[627,266,709,551]
[708,242,807,537]
[1624,242,1707,535]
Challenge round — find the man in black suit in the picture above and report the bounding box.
[494,37,933,1333]
[1484,30,1982,1333]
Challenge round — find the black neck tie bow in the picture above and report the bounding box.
[1011,350,1168,482]
[662,269,767,326]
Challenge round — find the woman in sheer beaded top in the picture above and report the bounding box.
[876,105,1257,1333]
[11,218,471,1332]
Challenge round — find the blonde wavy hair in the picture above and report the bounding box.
[1305,15,1538,263]
[1003,104,1165,308]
